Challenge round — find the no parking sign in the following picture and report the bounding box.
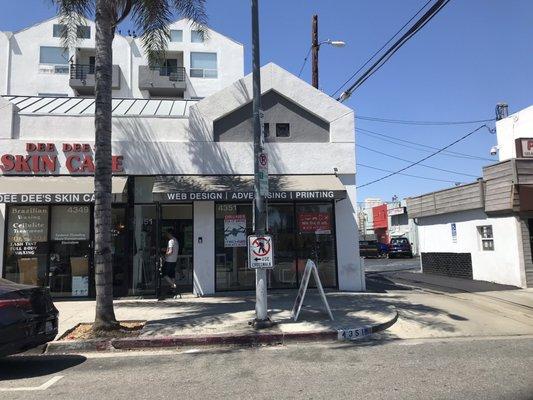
[248,235,274,269]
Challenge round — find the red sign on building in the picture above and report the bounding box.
[298,212,331,234]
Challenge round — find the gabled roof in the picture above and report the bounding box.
[190,63,354,143]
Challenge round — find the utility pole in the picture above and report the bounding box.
[251,0,271,328]
[311,14,319,89]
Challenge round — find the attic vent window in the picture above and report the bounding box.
[276,123,290,138]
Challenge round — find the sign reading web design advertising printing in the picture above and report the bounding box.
[7,206,49,256]
[224,214,247,248]
[298,212,331,234]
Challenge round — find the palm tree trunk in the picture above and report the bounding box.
[93,0,118,331]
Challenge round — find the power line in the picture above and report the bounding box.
[357,163,462,184]
[336,0,451,101]
[331,0,433,98]
[357,144,480,177]
[357,124,490,189]
[357,127,495,161]
[356,115,495,126]
[297,46,312,78]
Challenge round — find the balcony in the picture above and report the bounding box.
[69,64,121,95]
[138,66,186,97]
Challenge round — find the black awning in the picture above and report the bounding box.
[152,175,347,202]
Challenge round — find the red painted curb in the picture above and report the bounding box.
[46,310,398,353]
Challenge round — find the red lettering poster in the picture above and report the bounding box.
[298,213,331,234]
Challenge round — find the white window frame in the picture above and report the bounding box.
[190,52,217,79]
[477,225,494,251]
[39,46,70,75]
[170,29,183,42]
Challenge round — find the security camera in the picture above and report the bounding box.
[490,145,499,156]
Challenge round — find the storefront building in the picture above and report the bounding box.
[406,105,533,288]
[0,63,361,297]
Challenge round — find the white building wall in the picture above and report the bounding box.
[193,201,215,295]
[336,174,363,291]
[2,17,243,99]
[418,208,525,287]
[496,105,533,161]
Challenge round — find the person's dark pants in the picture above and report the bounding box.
[159,261,177,299]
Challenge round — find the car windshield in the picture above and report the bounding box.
[391,238,409,245]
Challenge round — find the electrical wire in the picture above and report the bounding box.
[336,0,451,101]
[356,115,495,126]
[356,144,480,177]
[357,163,462,184]
[297,46,312,78]
[357,127,495,161]
[356,124,490,189]
[331,0,433,98]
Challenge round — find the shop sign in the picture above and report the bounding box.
[161,190,340,203]
[298,212,331,234]
[388,207,405,216]
[0,142,123,174]
[7,206,49,255]
[521,139,533,157]
[224,214,247,248]
[0,193,97,204]
[248,235,274,269]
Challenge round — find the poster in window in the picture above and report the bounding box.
[7,206,49,256]
[224,214,247,247]
[51,206,90,241]
[298,212,331,234]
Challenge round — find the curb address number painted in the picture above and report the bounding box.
[337,327,371,340]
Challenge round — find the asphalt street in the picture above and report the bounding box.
[1,337,532,400]
[363,255,421,273]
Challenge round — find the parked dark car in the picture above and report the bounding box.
[359,240,387,258]
[0,278,58,357]
[388,237,413,258]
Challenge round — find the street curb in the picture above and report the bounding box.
[45,309,398,354]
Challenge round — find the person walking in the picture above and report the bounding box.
[160,228,179,299]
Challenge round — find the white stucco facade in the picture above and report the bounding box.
[417,209,526,287]
[496,105,533,161]
[0,16,243,99]
[0,63,361,296]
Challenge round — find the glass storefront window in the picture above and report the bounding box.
[161,205,194,291]
[132,205,158,295]
[4,206,49,286]
[215,204,254,291]
[267,204,297,289]
[49,205,91,297]
[296,204,337,288]
[111,207,129,297]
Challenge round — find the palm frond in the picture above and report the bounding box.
[50,0,94,49]
[132,0,173,66]
[172,0,208,36]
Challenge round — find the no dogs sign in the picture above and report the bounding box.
[248,235,274,269]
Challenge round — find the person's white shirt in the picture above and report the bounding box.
[165,236,179,263]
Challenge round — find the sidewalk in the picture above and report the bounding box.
[50,291,397,350]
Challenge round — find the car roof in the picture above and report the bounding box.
[0,278,35,295]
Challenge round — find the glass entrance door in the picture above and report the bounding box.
[48,205,92,297]
[160,204,194,292]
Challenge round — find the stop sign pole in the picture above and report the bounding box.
[251,0,272,328]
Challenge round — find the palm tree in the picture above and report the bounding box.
[51,0,207,331]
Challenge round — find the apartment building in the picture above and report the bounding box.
[0,16,244,98]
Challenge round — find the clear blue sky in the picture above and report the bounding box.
[1,0,531,202]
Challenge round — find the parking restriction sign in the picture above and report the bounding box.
[248,235,274,269]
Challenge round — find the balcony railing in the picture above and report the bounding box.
[151,66,186,82]
[70,63,95,80]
